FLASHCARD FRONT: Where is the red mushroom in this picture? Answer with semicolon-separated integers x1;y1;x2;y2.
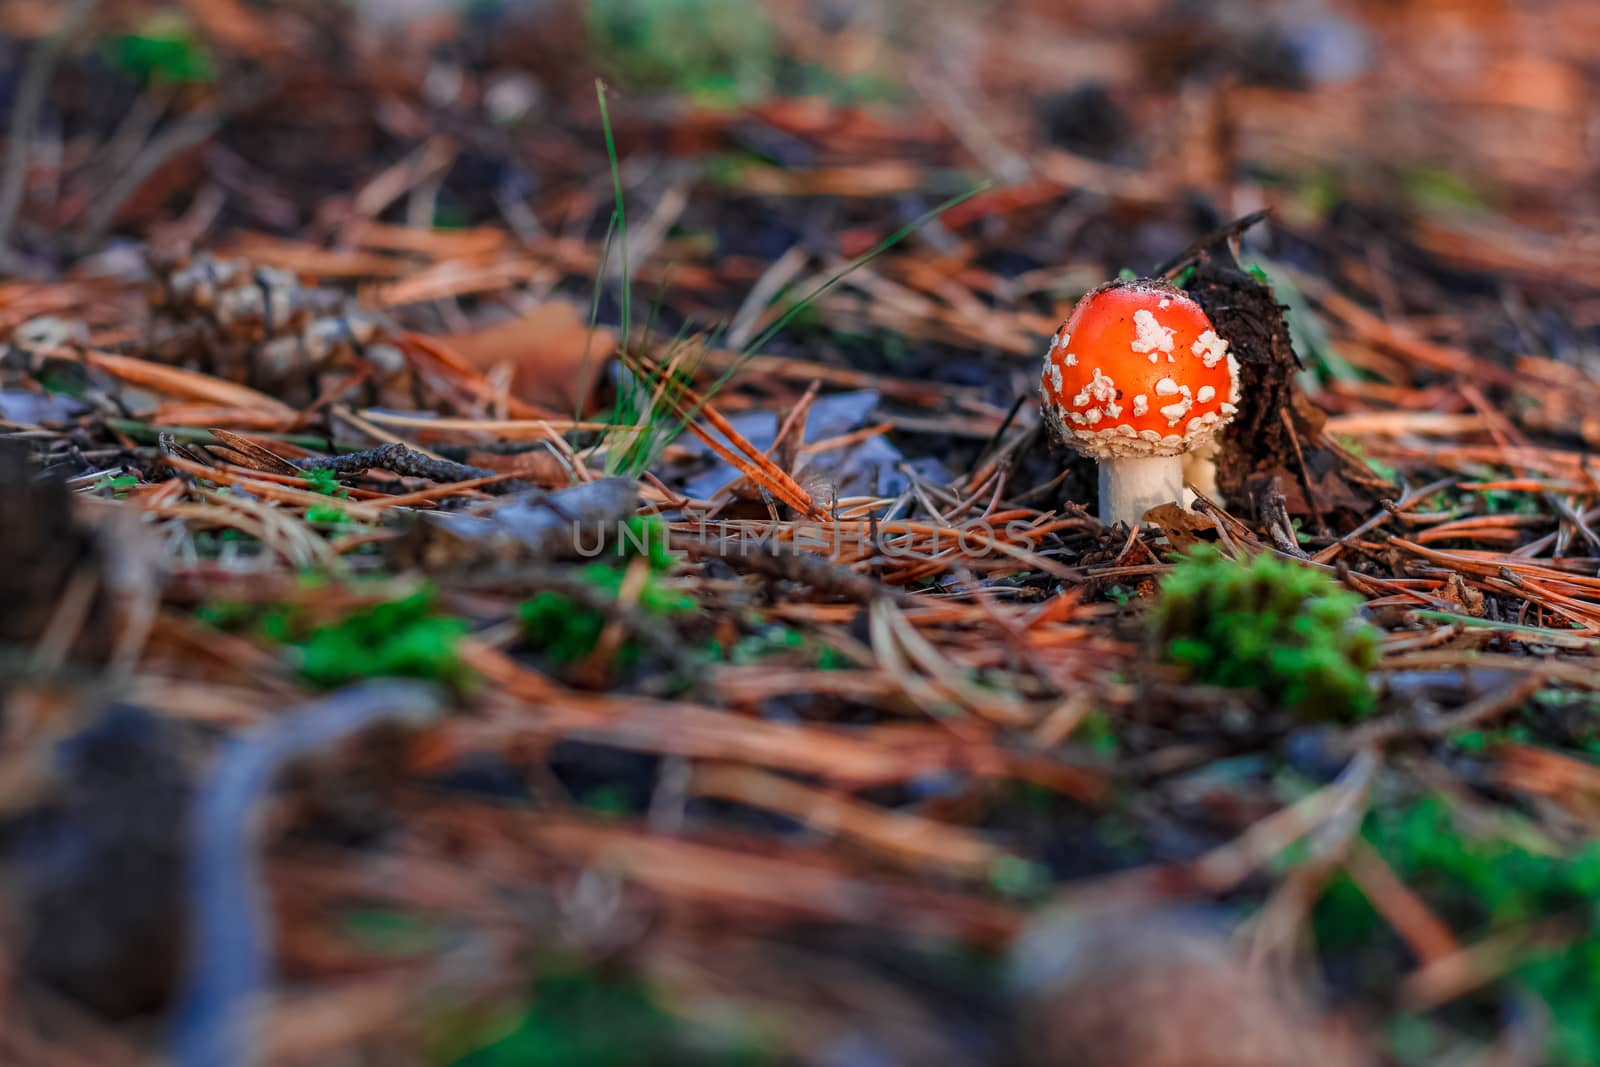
1040;279;1239;526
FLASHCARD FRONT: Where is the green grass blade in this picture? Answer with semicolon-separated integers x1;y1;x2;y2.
575;207;621;428
596;79;631;348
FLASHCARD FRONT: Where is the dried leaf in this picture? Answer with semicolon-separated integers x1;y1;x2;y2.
445;301;613;413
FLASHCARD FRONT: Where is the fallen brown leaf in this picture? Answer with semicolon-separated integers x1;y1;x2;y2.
445;300;613;412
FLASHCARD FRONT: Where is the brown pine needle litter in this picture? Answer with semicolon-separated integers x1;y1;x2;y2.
3;2;1600;1065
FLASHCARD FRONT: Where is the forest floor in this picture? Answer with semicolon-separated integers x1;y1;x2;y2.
2;1;1599;1065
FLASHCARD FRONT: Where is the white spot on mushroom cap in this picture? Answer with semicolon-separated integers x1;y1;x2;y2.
1048;364;1063;393
1196;385;1216;403
1131;309;1176;364
1063;352;1077;366
1071;367;1117;408
1132;394;1148;416
1192;330;1228;368
1157;381;1195;426
1154;377;1180;396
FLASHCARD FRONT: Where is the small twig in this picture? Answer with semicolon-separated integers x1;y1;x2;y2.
296;443;526;495
770;379;819;478
1155;208;1271;278
1347;673;1548;749
1280;406;1329;537
1401;914;1583;1010
1342;839;1460;965
967;393;1029;480
1188;748;1378;894
1256;476;1307;557
171;682;445;1067
1543;491;1600;555
1512;501;1600;558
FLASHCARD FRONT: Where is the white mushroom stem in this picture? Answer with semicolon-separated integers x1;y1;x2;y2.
1098;454;1184;526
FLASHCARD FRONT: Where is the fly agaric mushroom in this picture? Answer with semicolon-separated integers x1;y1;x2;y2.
1040;279;1239;525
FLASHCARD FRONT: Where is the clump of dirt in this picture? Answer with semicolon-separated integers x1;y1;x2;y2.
1174;217;1390;521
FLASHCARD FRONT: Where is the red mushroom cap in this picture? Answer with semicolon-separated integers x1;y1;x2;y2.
1040;279;1239;459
